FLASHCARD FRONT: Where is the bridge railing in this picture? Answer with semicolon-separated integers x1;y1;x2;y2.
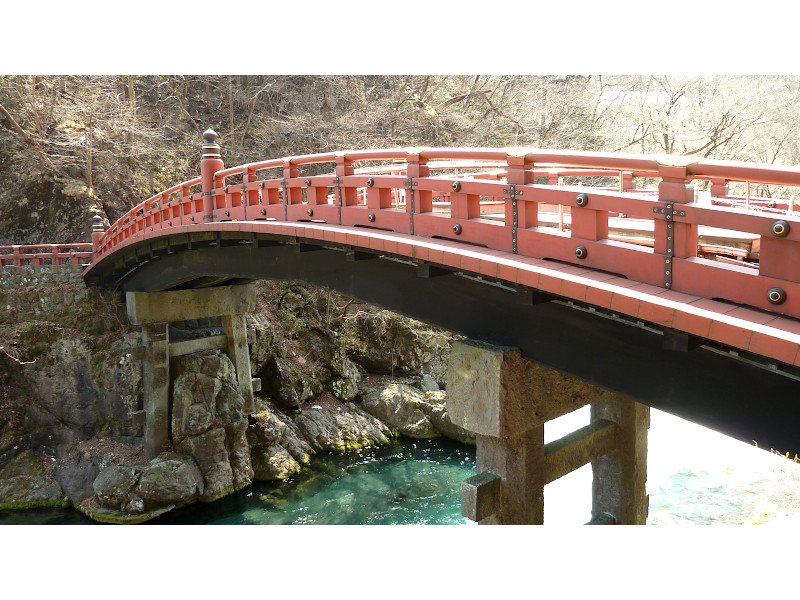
93;144;800;320
1;244;93;267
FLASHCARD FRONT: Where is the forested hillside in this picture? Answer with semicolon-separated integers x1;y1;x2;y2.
2;75;799;244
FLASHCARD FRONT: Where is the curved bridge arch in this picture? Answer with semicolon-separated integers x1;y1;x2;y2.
84;145;800;453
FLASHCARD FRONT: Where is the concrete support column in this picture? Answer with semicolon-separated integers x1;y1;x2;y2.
141;322;170;459
221;313;254;413
591;396;650;525
449;338;650;525
475;427;545;524
128;283;258;459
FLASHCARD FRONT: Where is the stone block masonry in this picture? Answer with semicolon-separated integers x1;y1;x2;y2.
448;339;649;525
0;264;86;323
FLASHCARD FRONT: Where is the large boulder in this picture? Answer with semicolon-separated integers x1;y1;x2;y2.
53;450;105;504
250;444;303;481
177;428;235;502
92;464;144;510
135;456;204;508
358;382;474;444
248;400;315;481
247;396;394;481
259;355;315;408
293;399;394;452
87;453;204;521
171;351;253;499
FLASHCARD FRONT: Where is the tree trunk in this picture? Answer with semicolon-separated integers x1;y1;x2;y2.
127;76;136;112
86;115;93;191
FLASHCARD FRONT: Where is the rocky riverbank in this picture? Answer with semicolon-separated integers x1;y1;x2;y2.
0;277;469;523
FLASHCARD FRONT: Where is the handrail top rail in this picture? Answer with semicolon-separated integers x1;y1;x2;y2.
105;146;800;248
209;147;800;187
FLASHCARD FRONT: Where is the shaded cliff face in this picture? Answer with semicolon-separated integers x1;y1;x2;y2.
0;173;106;245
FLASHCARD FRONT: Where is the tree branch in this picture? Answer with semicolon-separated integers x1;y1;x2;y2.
0;100;61;175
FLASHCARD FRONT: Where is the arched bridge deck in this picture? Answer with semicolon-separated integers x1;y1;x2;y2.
81;143;800;454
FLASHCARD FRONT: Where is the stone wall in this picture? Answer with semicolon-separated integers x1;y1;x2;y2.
0;264;86;323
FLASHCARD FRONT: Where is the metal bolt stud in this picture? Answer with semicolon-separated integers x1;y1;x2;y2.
305;178;312;186
768;287;787;304
771;220;790;237
261;208;266;215
576;193;589;207
452;181;462;192
575;245;588;259
368;213;376;222
367;177;375;187
307;208;314;216
453;223;463;235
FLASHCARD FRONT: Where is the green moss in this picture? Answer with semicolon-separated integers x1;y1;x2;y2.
78;503;175;525
0;499;70;510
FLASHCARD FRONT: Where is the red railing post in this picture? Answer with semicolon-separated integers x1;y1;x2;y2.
13;246;22;267
282;159;301;220
244;167;259;219
506;151;537;229
710;177;728;198
621;172;635;192
656;161;698;290
335;152;356;209
180;183;192;225
201;128;224;223
406;149;432;215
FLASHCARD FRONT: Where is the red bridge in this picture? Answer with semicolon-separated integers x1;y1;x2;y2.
28;130;800;461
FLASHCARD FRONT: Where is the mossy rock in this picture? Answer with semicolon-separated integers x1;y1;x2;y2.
78;503;175;524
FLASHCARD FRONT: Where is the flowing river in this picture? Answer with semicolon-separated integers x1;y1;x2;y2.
3;407;800;525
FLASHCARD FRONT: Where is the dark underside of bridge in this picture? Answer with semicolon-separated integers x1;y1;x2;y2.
87;231;800;455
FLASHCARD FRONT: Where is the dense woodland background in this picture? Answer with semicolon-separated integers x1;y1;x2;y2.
2;74;800;244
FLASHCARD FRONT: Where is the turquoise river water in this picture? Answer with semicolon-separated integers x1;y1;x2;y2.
3;407;800;525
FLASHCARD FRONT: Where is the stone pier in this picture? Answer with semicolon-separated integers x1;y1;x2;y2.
447;339;649;525
126;283;258;459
